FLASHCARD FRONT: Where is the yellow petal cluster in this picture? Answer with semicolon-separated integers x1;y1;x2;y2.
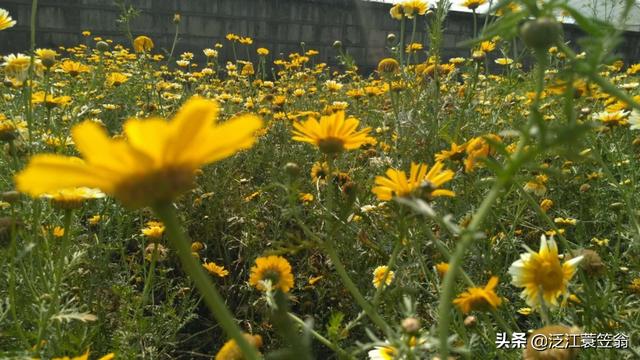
372;162;455;201
509;235;583;308
292;111;375;153
15;97;262;208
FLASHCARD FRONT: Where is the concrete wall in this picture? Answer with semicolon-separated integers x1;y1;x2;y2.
1;0;640;71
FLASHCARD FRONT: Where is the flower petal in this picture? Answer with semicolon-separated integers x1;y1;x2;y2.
15;154;113;196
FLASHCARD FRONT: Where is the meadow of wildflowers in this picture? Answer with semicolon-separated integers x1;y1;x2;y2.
1;0;639;359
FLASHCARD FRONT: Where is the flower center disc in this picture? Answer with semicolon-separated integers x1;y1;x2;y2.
318;138;345;154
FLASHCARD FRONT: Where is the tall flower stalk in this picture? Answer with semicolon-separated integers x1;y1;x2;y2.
153;203;261;360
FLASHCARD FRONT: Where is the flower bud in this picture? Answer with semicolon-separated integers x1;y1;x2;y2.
0;217;22;243
96;41;110;52
570;249;605;277
463;315;477;327
472;50;486;61
0;191;20;203
524;324;580;360
284;162;300;177
401;317;421;333
520;17;563;51
386;33;397;44
377;58;400;74
609;202;624;210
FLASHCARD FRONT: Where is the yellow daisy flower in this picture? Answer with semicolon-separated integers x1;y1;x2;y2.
368;345;397;360
509;235;583;308
105;72;130;87
0;8;16;31
401;0;428;18
494;57;514;65
15;97;262;208
52;226;65;238
372;162;455;201
463;0;487;10
310;161;330;183
203;261;230;277
133;35;154;53
377;58;400;74
435;262;449;278
35;48;58;66
464;135;500;172
42;187;105;209
453;276;502;314
2;53;32;82
59;60;90;76
52;350;115;360
141;221;165;239
595;110;629;127
292;111;375;153
372;265;395;289
249;255;294;293
215;333;262;360
389;4;405;20
435;142;466;162
479;40;496;52
31;91;72;108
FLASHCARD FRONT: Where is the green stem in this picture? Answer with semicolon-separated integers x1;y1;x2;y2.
429;232;475;287
438;46;548;357
409;17;417;64
152;203;261;360
437;150;531;357
591;141;640;245
372;215;405;305
472;9;477;39
323;242;390;333
399;18;405;66
55;209;73;285
36;208;72;350
537;291;551;325
167;22;180;66
288;312;351;358
140;239;160;307
407;229;432;287
322;159;390;333
518;186;572;250
372;240;402;305
8;218;28;346
436;181;505;357
232;42;238;63
26;0;38;147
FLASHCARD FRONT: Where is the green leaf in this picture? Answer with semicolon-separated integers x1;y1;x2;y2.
326;311;346;341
